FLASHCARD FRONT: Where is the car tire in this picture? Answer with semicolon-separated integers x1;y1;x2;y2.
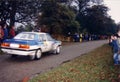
35;49;42;60
54;46;61;54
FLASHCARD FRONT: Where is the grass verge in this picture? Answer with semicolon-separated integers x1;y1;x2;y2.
29;44;119;82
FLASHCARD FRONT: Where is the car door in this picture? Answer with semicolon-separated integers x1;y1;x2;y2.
45;34;55;51
38;34;48;52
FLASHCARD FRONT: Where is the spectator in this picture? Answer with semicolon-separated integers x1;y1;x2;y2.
3;24;8;40
79;33;83;42
73;33;79;42
85;34;89;41
0;25;4;50
0;25;4;43
109;35;114;46
9;26;16;39
112;34;120;65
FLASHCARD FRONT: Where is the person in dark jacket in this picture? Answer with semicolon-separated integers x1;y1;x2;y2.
0;25;4;49
112;34;120;65
0;25;4;42
9;26;15;39
3;24;8;40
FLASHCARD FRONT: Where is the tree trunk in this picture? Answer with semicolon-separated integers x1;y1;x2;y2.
10;1;16;28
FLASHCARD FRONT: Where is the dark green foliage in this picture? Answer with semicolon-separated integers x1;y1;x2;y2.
38;0;80;35
0;0;117;35
85;5;117;35
117;23;120;31
24;23;34;32
76;0;117;35
0;0;42;26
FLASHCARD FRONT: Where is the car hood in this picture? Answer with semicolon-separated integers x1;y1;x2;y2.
3;39;37;45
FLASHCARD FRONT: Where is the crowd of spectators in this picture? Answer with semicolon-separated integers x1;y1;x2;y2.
71;33;108;42
0;22;16;44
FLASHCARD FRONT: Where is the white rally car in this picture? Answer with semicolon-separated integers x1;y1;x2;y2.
1;32;62;60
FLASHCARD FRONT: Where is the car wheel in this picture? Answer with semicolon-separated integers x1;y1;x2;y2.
54;46;61;54
29;55;35;60
35;49;42;60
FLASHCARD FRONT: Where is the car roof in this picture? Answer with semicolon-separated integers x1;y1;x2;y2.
20;32;47;35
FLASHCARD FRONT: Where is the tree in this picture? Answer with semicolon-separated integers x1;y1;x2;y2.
76;0;117;35
0;0;42;27
83;5;117;35
16;25;25;34
38;0;80;36
76;0;103;31
24;23;34;32
116;23;120;32
84;5;108;34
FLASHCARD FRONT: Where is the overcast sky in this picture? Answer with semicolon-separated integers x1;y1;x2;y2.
104;0;120;23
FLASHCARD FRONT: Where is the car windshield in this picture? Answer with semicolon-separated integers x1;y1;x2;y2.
14;33;35;40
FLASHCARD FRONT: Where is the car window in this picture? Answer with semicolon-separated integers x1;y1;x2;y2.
38;34;46;41
46;34;54;41
14;33;35;40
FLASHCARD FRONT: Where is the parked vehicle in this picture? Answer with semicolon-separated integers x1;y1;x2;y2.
1;32;62;60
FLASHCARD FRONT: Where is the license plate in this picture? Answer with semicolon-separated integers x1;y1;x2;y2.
10;43;19;48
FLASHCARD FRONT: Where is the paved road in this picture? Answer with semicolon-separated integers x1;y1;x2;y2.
0;40;107;82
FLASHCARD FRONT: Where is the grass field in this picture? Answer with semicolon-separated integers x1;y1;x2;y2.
29;44;119;82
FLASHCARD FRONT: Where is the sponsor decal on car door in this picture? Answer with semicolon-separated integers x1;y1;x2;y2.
38;34;48;52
